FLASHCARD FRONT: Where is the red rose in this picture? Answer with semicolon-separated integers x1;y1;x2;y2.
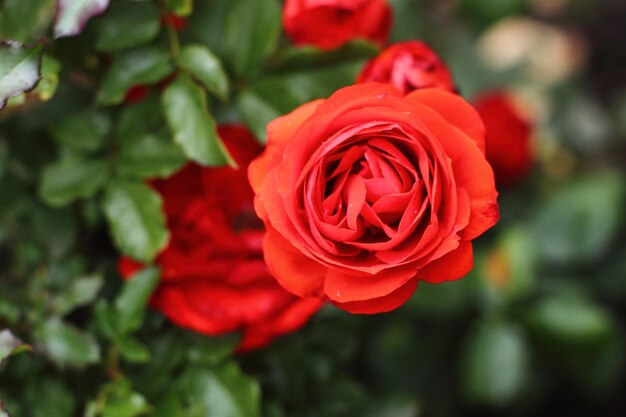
119;125;322;351
474;91;533;185
357;41;456;94
249;83;499;314
283;0;392;50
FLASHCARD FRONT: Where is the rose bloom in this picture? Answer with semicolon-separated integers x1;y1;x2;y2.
119;125;323;351
283;0;392;50
357;41;456;94
474;91;533;185
249;83;499;314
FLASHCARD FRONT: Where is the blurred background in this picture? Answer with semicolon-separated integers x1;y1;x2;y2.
1;0;625;416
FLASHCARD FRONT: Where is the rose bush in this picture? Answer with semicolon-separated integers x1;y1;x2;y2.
120;125;322;350
2;0;622;415
282;0;392;50
357;41;456;94
474;91;533;185
249;83;499;314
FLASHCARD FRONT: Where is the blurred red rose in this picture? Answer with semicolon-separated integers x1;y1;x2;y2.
357;41;456;94
283;0;392;50
249;84;499;314
119;125;323;351
474;91;533;185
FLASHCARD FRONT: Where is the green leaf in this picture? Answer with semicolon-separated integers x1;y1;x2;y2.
182;362;260;417
114;267;160;334
186;332;240;366
166;0;193;16
533;172;625;264
0;43;41;110
151;393;184;417
98;47;174;105
34;54;61;101
39;157;109;207
272;40;378;72
90;379;151;417
35;317;100;367
236;81;301;142
26;378;76;417
177;44;230;101
52;273;103;316
187;0;230;58
54;0;111;38
118;337;151;363
94;301;117;340
117;132;187;179
51;109;111;153
95;1;160;51
161;74;233;166
115;95;164;139
461;0;525;25
527;293;614;345
461;320;528;405
0;329;32;363
115;99;186;178
236;61;363;141
279;60;365;101
224;0;281;79
29;205;78;259
0;0;56;44
102;180;169;262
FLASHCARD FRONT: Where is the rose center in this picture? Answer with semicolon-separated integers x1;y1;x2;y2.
314;136;430;247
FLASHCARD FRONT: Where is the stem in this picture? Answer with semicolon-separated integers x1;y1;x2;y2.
158;0;181;59
106;344;122;380
165;20;181;58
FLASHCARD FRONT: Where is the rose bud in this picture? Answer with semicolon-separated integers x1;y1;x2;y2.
283;0;392;50
474;91;533;186
122;72;178;105
357;41;456;94
119;125;323;351
160;13;188;31
249;83;499;314
123;85;150;104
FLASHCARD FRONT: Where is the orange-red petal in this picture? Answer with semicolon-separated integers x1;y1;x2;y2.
263;227;327;298
407;88;486;153
417;240;474;284
334;279;418;314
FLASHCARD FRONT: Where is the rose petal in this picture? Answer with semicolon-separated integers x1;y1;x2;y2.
343;174;366;230
407;88;486;152
324;263;418;303
248;99;323;195
238;297;323;351
333;279;418;314
404;99;499;239
152;285;240;334
263;228;327;297
417;239;474;284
